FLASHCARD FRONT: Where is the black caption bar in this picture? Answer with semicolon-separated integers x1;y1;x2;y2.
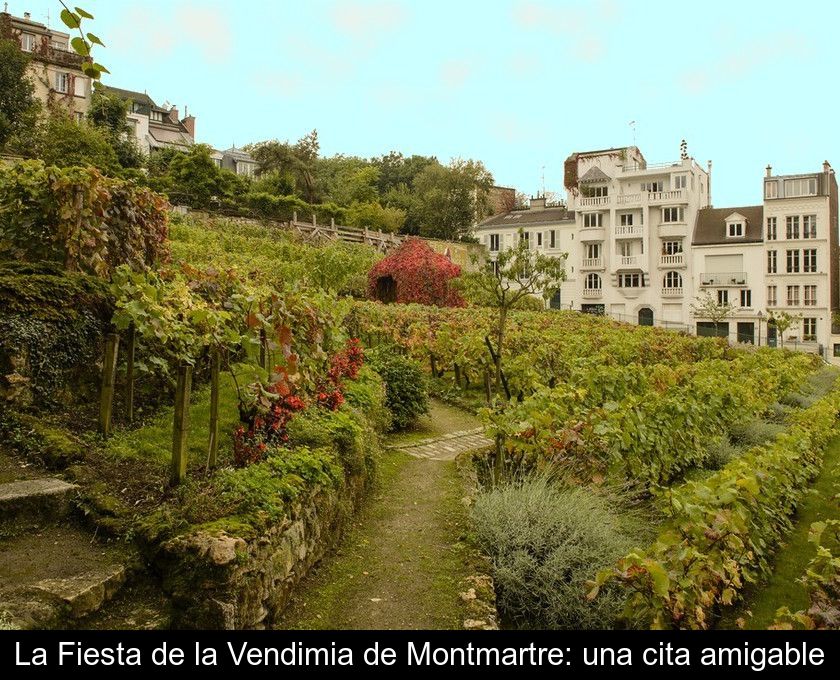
3;630;836;675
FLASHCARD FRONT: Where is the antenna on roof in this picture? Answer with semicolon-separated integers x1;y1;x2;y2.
541;165;546;198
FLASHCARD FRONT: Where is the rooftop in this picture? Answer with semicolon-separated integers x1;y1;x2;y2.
693;205;764;246
477;206;575;228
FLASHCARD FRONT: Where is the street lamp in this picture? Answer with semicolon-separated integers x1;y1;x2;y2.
757;310;764;346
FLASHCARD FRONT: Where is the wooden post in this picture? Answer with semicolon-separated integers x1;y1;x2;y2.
454;363;462;388
171;364;193;486
207;349;220;470
430;354;437;378
99;333;119;437
125;324;136;423
483;368;492;403
259;329;267;370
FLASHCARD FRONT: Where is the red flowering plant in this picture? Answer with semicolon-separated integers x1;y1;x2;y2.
316;338;364;411
367;238;465;307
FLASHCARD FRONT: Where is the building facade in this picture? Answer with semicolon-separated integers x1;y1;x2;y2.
475;145;840;360
1;11;92;120
102;86;196;155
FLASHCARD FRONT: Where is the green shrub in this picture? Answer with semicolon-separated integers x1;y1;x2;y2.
729;420;785;447
513;295;546;311
286;405;373;475
703;437;739;470
472;477;637;629
366;345;429;430
764;401;791;424
343;365;391;433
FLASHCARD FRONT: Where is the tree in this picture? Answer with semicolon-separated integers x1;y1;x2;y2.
767;310;800;347
372;151;438;196
690;292;734;339
87;87;144;169
34;112;119;173
345;200;406;233
411;158;493;241
458;228;566;395
161;144;246;209
248;130;320;203
0;39;39;152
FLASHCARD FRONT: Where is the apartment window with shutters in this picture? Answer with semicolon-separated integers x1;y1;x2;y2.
766;217;777;240
549;230;556;248
803;317;817;342
54;72;70;94
717;290;729;305
786;216;800;239
740;289;752;308
803;249;817;273
786;249;800;273
583;213;603;228
662;207;684;223
21;33;36;51
787;285;800;306
489;234;500;252
804;285;817;307
767;285;777;306
767;250;777;274
803;215;817;238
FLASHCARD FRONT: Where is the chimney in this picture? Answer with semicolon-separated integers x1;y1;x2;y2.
182;115;196;140
823;160;831;173
529;196;546;211
168;107;179;124
23;12;31;19
706;160;712;208
766;164;772;178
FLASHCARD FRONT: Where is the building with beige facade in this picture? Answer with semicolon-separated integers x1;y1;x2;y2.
1;10;92;120
475;145;840;361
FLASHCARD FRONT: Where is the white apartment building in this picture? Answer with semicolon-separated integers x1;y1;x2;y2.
475;145;840;361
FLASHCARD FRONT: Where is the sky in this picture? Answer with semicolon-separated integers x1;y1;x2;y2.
9;0;838;206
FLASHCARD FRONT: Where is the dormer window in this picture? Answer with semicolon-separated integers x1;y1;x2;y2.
151;111;163;122
728;222;744;237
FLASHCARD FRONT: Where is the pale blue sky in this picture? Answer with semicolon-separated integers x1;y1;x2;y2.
8;0;838;206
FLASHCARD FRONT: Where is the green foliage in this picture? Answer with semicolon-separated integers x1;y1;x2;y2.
729;419;785;447
703;437;739;471
150;144;246;210
0;39;39;152
34;113;120;174
691;291;734;328
87;87;144;170
0;160;169;276
472;477;638;629
58;3;108;80
342;365;391;434
344;200;406;233
366;345;429;430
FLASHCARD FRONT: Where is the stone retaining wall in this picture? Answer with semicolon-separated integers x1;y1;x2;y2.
154;474;367;630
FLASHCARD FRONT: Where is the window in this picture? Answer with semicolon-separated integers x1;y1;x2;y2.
54;72;70;94
767;250;777;274
21;33;36;52
728;222;744;237
663;271;682;289
585;273;602;290
74;76;87;98
804;285;817;307
834;344;840;358
786;216;800;239
803;249;817;273
765;181;778;199
618;273;642;288
787;285;800;306
585;243;601;259
767;285;777;306
662;240;683;255
583;213;603;228
717;290;729;305
803;318;817;342
662;207;684;223
740;289;752;308
674;175;687;189
151;111;163;122
786;249;800;273
642;181;663;192
520;231;530;246
803;215;817;238
489;234;500;252
537;232;543;247
619;213;634;226
591;185;608;197
491;260;500;276
766;217;777;240
619;241;633;257
784;177;818;197
549;230;556;248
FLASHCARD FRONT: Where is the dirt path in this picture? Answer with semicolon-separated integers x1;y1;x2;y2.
277;400;486;630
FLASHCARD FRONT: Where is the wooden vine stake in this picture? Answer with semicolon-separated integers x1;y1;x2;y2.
125;324;136;423
99;333;120;437
171;364;193;486
207;349;220;470
483;368;492;403
259;329;267;371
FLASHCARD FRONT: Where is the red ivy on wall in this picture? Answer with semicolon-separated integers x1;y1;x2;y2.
367;238;465;307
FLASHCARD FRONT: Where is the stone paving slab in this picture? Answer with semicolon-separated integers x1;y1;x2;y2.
390;429;493;462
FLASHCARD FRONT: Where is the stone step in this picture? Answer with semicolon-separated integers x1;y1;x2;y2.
0;478;78;524
30;564;127;620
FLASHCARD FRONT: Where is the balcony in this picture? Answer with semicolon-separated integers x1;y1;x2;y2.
659;253;685;268
580;227;605;242
662;287;684;297
582;288;602;298
618;255;638;267
700;272;748;287
579;195;610;208
616;193;641;205
581;257;604;270
648;189;687;205
615;225;644;238
658;222;688;238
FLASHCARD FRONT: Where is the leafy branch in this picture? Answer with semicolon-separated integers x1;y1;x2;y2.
57;2;108;80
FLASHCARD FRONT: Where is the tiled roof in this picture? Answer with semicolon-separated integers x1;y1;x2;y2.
477;207;575;228
579;166;610;183
693;205;764;245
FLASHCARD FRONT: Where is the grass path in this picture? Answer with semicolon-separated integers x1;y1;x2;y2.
277;400;484;630
719;435;840;629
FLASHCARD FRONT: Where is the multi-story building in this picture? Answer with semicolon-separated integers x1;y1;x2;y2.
1;10;92;120
102;86;196;155
475;145;840;360
220;146;259;177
